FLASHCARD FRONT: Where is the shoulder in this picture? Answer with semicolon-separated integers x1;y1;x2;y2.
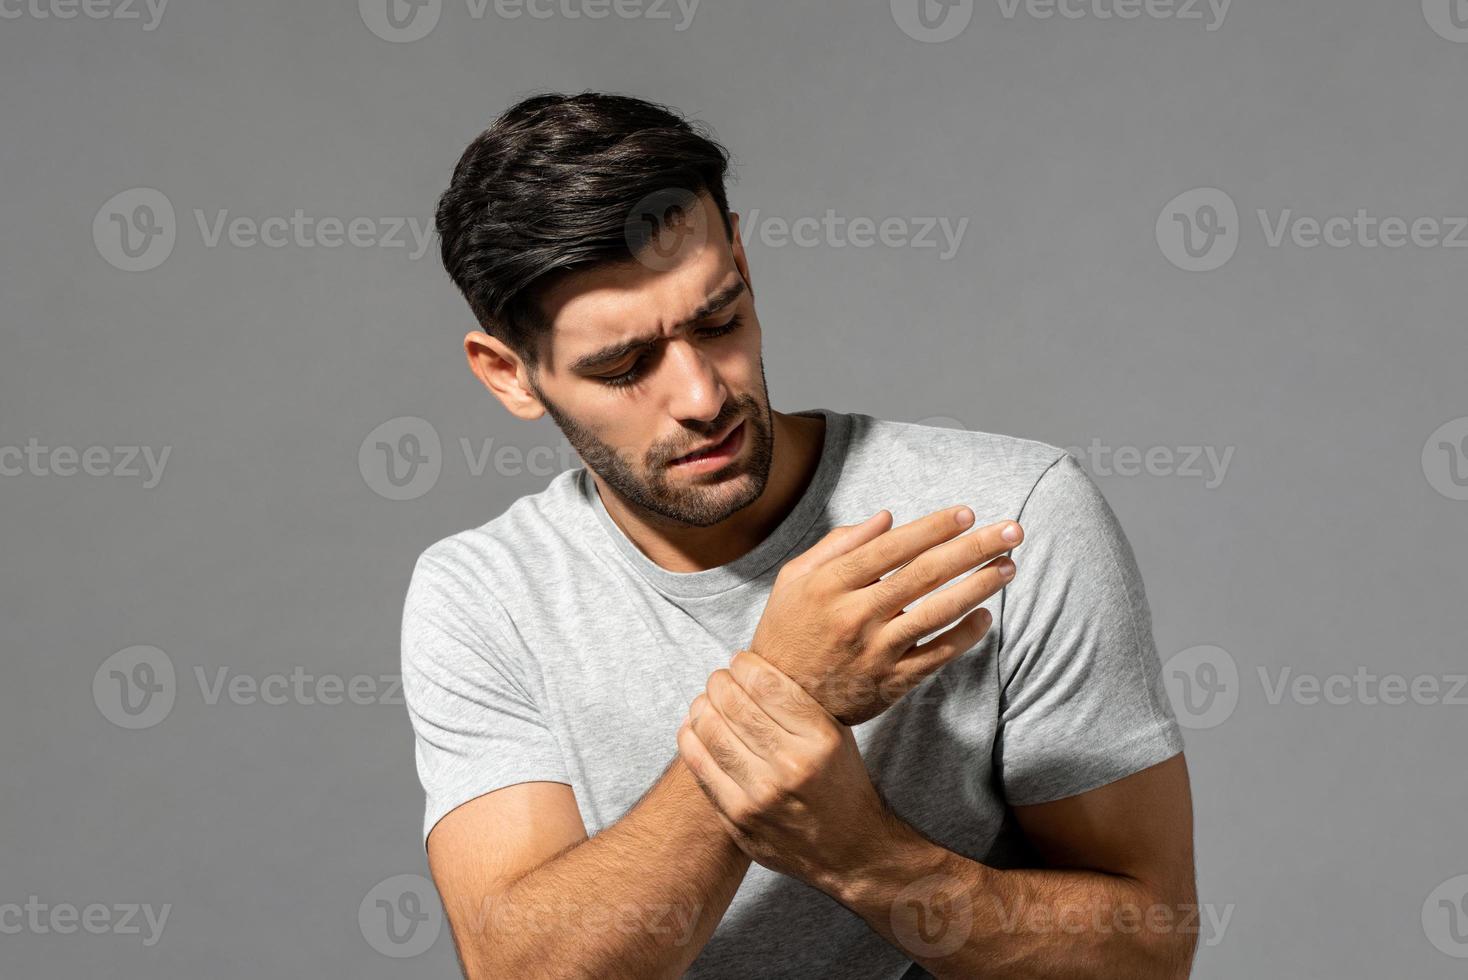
839;412;1073;519
405;467;589;614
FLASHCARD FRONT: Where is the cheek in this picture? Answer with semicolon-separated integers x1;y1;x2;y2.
721;322;763;384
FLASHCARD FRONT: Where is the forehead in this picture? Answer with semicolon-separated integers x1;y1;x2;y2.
534;199;738;370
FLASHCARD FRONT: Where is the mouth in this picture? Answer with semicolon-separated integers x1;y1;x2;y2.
668;419;746;472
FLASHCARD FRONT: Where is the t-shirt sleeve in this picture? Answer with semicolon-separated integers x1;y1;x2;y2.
401;549;570;844
994;453;1184;806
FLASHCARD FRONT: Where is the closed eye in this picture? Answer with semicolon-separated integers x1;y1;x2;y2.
596;314;744;389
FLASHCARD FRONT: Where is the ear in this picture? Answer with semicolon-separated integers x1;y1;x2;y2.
729;211;754;294
464;331;546;421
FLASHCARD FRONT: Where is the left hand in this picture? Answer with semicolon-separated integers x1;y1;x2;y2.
676;650;893;890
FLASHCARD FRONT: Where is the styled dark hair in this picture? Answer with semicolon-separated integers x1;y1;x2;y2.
435;91;734;364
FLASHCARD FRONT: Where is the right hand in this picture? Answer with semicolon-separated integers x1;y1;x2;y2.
749;506;1022;725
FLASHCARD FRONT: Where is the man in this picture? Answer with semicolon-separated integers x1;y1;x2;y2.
404;91;1196;978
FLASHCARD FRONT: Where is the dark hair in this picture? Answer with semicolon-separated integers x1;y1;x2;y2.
435;91;734;365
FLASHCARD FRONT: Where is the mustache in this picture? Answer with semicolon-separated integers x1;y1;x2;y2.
653;399;759;467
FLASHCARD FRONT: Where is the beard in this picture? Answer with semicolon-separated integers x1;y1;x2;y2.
534;371;776;528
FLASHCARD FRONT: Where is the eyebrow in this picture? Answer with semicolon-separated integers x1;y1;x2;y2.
568;279;747;374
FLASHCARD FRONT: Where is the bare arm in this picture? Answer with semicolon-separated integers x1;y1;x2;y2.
832;755;1198;979
680;654;1198;980
426;507;1014;977
429;761;748;979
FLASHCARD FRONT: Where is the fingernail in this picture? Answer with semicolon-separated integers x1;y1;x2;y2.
956;506;975;527
999;558;1016;579
1002;522;1021;543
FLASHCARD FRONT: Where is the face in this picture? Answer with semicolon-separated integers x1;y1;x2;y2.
514;192;775;528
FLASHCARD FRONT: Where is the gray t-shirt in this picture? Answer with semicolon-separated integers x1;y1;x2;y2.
401;409;1184;978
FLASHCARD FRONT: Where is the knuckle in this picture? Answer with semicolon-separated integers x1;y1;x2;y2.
815;730;843;758
750;780;786;811
972;531;996;561
830;601;866;639
830;553;864;587
777;755;815;789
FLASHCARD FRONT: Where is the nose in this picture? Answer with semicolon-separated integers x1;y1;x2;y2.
663;339;726;426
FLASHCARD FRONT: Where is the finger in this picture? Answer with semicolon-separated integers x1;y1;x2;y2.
866;520;1023;618
881;555;1015;651
687;693;767;792
893;605;994;690
706;669;789;763
677;718;747;813
727;650;830;737
780;511;893;581
829;505;977;590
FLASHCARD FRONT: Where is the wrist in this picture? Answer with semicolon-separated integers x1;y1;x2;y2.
818;811;948;909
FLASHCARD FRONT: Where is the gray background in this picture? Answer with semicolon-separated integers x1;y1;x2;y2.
3;0;1466;975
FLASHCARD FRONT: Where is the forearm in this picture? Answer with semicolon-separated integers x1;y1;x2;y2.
463;757;750;979
821;819;1197;980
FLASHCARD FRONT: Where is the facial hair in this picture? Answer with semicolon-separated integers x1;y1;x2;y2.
534;371;775;528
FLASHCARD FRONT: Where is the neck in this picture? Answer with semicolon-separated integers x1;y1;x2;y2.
592;409;827;573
